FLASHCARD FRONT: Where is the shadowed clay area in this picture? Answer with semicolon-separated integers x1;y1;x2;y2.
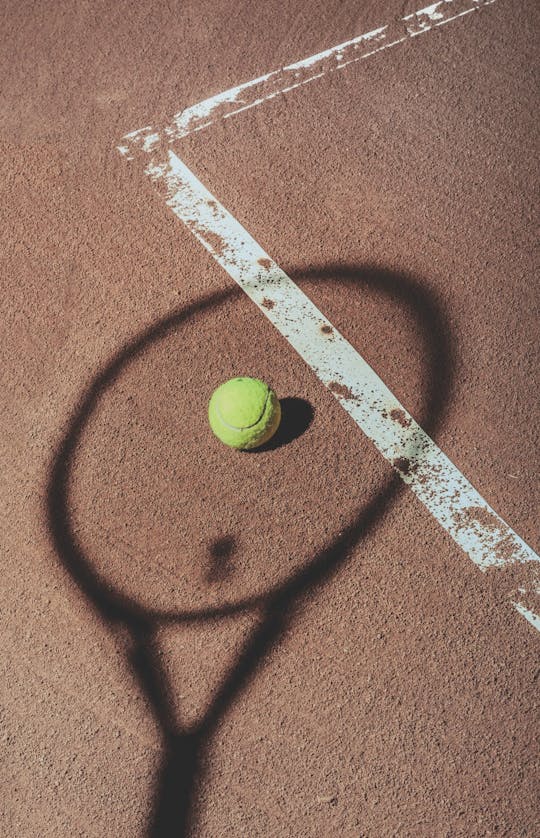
253;397;315;452
46;264;454;836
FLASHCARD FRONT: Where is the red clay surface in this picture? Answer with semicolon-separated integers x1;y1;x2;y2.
2;1;539;836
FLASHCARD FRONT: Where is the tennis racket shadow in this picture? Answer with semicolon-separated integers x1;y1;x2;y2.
46;263;454;837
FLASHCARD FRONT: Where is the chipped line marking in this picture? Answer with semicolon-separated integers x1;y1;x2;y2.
118;0;540;630
512;603;540;633
144;152;539;632
118;0;497;157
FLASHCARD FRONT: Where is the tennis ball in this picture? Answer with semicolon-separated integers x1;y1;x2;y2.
208;377;281;450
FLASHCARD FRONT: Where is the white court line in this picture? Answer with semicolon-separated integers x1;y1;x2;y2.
119;0;540;631
150;151;540;573
513;602;540;633
118;0;496;157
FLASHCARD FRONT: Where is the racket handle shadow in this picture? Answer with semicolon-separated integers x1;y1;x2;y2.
127;628;203;836
148;731;203;838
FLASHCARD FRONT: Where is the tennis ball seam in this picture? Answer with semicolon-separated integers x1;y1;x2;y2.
214;388;271;430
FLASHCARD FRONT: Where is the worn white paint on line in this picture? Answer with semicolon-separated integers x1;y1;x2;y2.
118;0;497;158
144;150;540;629
512;603;540;633
117;0;537;628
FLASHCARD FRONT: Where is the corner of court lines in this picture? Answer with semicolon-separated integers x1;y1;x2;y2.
114;0;539;634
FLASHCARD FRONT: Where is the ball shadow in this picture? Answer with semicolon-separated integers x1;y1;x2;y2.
248;396;314;452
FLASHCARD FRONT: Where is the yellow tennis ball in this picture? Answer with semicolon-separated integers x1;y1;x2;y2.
208;377;281;450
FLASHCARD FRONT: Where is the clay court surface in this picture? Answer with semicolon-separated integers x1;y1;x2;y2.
2;1;539;835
